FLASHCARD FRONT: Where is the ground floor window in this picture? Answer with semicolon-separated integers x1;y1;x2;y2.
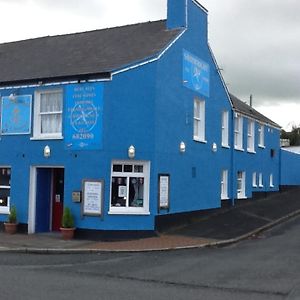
237;171;246;199
221;170;228;200
0;167;11;214
109;161;150;215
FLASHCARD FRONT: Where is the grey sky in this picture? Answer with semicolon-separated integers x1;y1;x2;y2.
0;0;299;129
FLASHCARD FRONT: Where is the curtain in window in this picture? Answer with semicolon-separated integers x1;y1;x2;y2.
40;92;62;134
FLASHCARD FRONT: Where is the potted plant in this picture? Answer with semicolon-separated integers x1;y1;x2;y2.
60;207;75;240
4;205;18;234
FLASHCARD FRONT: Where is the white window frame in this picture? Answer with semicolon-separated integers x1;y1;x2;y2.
221;111;229;147
193;99;206;143
109;160;150;215
258;173;263;187
252;172;257;187
0;167;11;214
247;120;255;153
237;171;246;199
258;123;265;148
221;170;229;200
270;174;274;188
33;89;63;140
234;113;243;150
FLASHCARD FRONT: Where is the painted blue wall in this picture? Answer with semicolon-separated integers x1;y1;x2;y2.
280;149;300;185
154;0;232;215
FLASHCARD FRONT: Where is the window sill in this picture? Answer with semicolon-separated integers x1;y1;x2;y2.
252;185;258;188
247;150;256;154
0;209;9;215
108;210;150;216
259;185;264;188
234;147;244;152
270;185;274;188
222;145;230;149
258;145;265;149
30;136;63;141
193;138;207;144
221;196;229;200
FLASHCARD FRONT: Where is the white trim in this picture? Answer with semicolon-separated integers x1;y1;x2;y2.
112;29;187;76
0;77;112;91
28;167;37;234
192;0;208;13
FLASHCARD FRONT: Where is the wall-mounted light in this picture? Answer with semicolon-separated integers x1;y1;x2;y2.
9;93;17;101
212;142;217;153
179;141;186;153
44;145;51;158
128;145;135;159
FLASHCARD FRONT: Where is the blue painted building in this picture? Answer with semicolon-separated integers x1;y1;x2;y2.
0;0;286;235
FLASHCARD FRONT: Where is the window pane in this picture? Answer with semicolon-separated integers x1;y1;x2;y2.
111;177;127;207
40;92;62;113
129;177;144;207
113;164;122;172
41;114;62;134
0;168;11;186
134;165;143;173
124;165;133;172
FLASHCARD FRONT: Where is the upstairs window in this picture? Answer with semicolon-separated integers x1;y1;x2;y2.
234;113;243;150
0;167;11;214
258;124;265;147
221;111;229;147
247;120;255;152
33;90;63;139
193;99;205;142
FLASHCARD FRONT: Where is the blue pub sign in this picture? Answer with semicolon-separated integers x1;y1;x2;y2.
1;95;32;135
64;83;104;150
183;49;210;97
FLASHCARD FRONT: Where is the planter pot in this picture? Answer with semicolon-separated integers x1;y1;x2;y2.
4;222;18;234
60;227;75;240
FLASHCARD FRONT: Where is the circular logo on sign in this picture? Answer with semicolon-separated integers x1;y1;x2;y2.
70;102;98;133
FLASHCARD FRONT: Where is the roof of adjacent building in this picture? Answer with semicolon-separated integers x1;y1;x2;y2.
0;20;181;86
230;93;281;128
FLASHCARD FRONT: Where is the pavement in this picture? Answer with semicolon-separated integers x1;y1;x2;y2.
1;187;300;253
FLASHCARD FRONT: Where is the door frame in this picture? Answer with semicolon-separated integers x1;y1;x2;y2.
28;166;64;234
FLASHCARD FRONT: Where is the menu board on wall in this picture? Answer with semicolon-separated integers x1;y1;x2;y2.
82;179;104;216
158;174;170;211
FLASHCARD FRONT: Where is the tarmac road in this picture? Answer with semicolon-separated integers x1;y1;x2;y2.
0;216;300;300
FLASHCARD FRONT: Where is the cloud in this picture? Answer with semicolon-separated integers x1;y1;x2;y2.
208;0;300;106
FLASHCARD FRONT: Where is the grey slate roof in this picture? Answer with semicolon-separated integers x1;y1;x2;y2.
230;93;281;128
0;20;181;86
